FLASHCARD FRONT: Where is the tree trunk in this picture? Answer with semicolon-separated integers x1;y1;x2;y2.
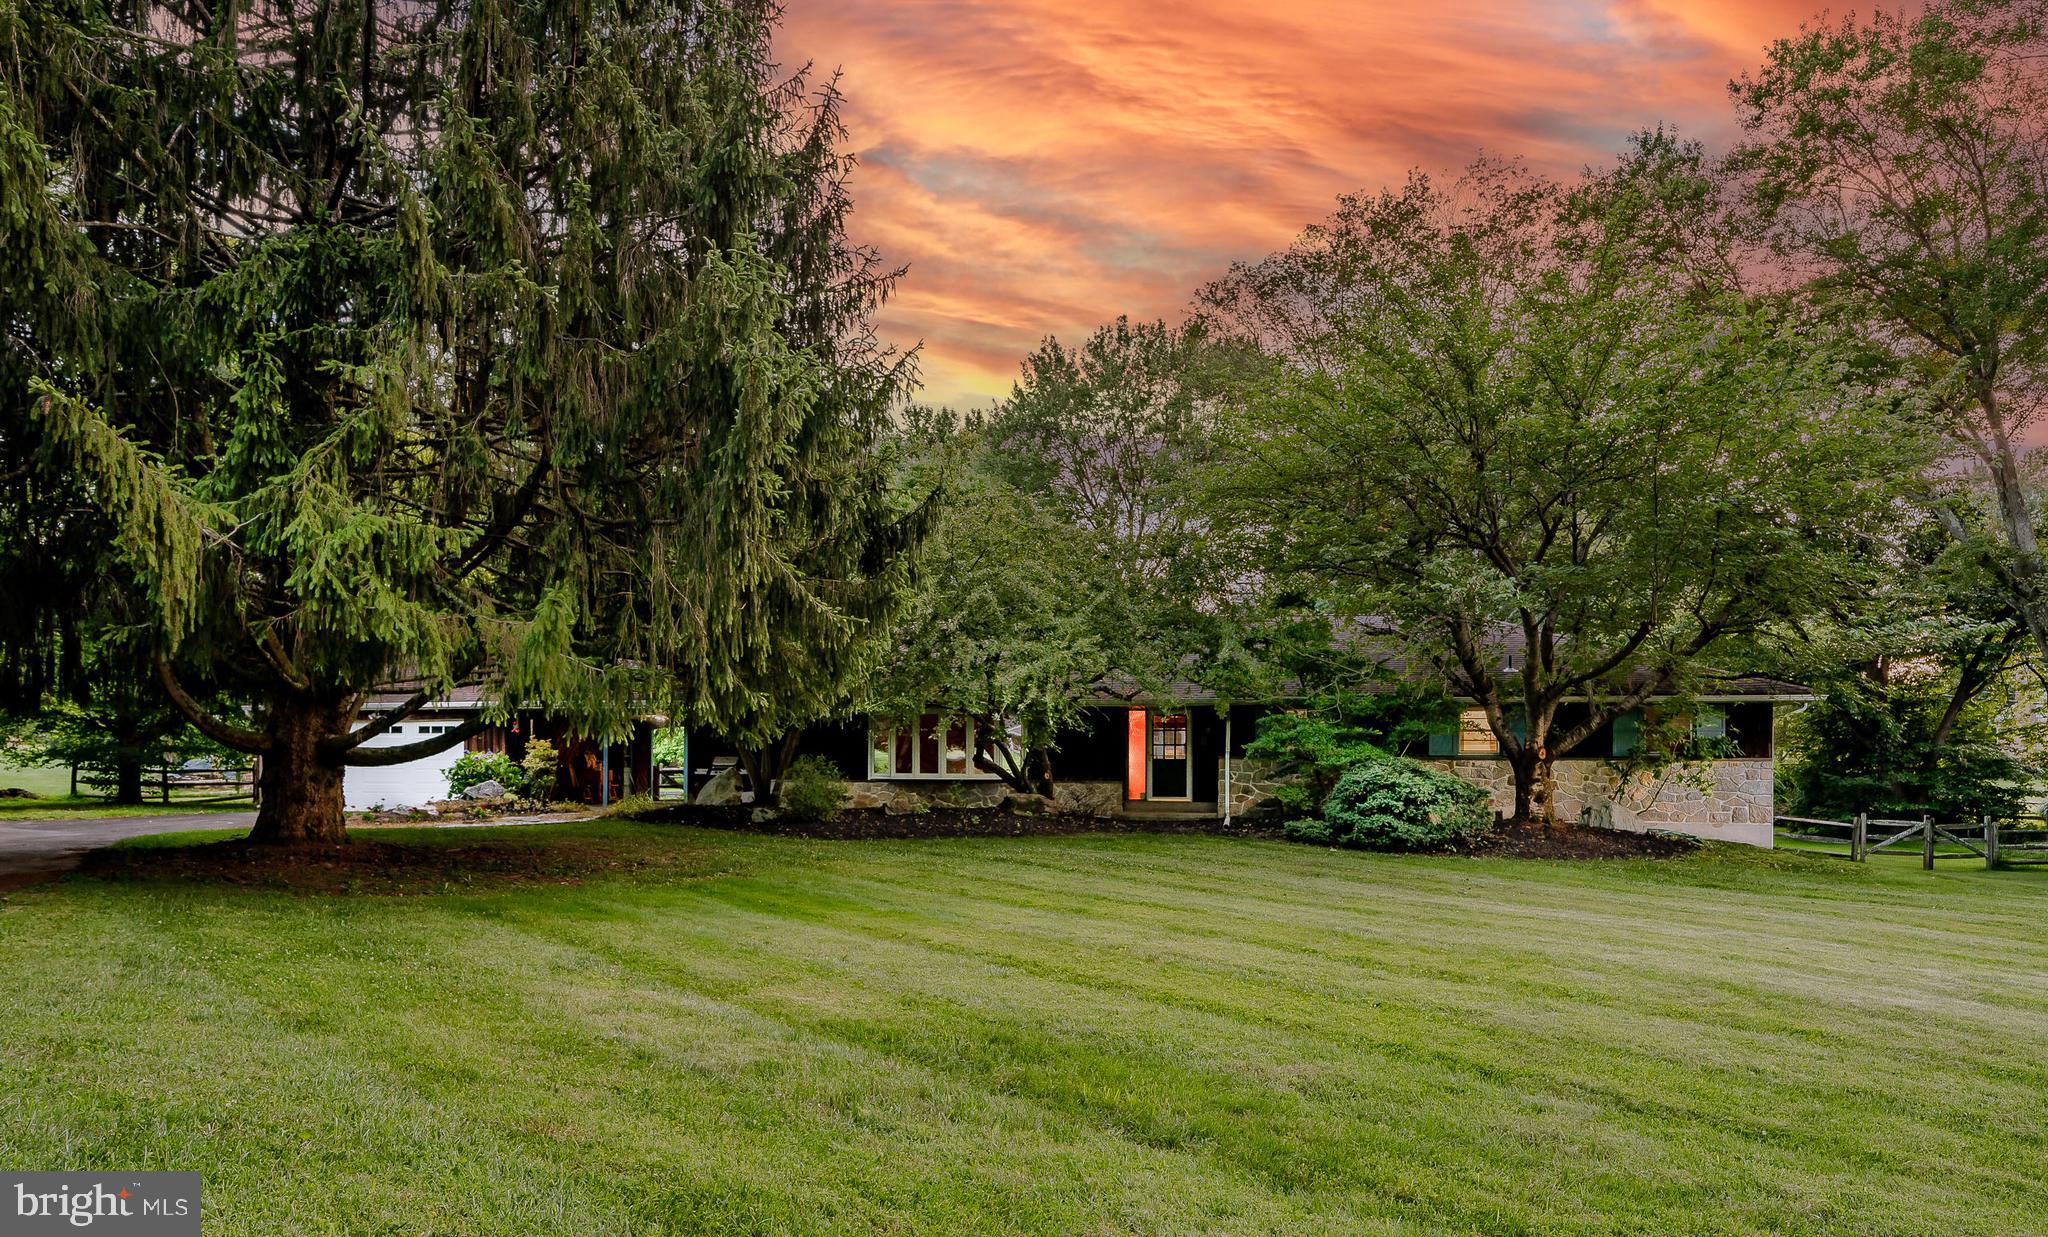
1510;749;1558;828
111;711;144;804
248;693;353;845
738;732;802;807
113;753;145;806
1025;746;1055;799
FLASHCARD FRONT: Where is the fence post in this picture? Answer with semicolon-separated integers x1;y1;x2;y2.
1922;814;1935;871
1985;816;1999;870
1852;812;1867;862
161;767;170;804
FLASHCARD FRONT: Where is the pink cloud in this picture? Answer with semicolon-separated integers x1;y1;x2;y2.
780;1;1826;407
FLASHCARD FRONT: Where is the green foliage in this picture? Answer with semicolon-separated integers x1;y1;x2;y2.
1287;758;1493;850
520;740;561;801
1781;668;2033;821
867;429;1112;794
1202;133;1921;822
1246;714;1386;816
1729;0;2048;672
1765;501;2041;821
0;1;917;840
651;729;689;769
447;753;525;800
775;755;846;823
1243;688;1456;816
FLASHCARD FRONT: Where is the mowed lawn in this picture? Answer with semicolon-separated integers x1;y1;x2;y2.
2;824;2045;1234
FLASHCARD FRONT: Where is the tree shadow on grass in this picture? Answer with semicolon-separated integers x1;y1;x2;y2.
73;834;721;896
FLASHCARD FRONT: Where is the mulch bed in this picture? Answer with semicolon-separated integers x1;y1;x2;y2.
75;836;713;896
625;802;1287;841
62;807;1694;896
1455;820;1699;860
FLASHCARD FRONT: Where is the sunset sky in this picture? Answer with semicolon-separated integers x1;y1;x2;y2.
777;0;1829;408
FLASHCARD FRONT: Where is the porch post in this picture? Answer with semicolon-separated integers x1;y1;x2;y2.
1222;710;1233;824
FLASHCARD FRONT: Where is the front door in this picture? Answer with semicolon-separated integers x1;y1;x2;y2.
1149;711;1191;800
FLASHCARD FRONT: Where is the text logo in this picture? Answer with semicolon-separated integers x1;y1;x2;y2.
4;1173;199;1235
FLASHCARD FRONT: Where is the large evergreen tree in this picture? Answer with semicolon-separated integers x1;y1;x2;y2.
0;0;913;842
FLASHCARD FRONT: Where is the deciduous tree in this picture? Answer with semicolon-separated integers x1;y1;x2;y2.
1202;138;1917;825
866;413;1110;797
1730;0;2048;666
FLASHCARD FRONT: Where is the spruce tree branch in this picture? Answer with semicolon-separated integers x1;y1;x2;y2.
329;688;431;752
342;716;489;766
154;653;270;753
255;626;310;692
452;457;549;579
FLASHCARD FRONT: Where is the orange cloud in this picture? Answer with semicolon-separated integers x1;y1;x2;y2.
779;0;1826;407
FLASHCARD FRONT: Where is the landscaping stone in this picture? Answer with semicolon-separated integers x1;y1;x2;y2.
462;779;509;800
694;767;747;806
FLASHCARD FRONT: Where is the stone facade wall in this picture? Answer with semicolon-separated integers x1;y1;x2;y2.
1436;758;1773;846
1220;758;1295;820
1217;756;1775;847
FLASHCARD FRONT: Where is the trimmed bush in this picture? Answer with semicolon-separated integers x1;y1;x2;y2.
519;739;561;800
1291;758;1492;850
447;752;526;799
1242;713;1389;817
776;755;846;822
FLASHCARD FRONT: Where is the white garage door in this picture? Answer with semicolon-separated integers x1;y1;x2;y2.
342;722;469;810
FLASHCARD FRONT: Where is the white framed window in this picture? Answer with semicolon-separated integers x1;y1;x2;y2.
869;714;999;779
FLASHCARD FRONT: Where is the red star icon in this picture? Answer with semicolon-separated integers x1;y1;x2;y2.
119;1189;130;1199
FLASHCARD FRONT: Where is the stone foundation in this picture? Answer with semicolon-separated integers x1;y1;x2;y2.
1437;758;1773;846
1218;756;1775;847
1220;758;1295;820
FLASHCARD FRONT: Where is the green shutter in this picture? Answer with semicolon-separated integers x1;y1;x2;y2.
1613;710;1641;757
1427;728;1457;757
1508;711;1528;743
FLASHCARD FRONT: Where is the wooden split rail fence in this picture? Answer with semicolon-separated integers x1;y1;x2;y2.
1775;813;2048;869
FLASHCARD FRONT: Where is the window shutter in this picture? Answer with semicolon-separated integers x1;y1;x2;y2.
1613;710;1641;757
1427;728;1457;756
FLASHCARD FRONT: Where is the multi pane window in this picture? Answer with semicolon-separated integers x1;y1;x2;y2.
870;714;993;778
1151;713;1188;760
1457;709;1495;755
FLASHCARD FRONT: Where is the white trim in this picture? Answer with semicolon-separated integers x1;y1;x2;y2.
868;714;1002;781
1222;711;1233;823
1146;709;1195;802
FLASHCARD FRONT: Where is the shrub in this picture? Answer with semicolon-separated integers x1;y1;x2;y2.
1294;757;1492;850
776;755;846;822
520;739;561;800
447;751;526;798
1242;713;1391;816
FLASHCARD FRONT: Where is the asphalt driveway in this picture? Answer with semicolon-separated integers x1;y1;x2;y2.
0;811;255;888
